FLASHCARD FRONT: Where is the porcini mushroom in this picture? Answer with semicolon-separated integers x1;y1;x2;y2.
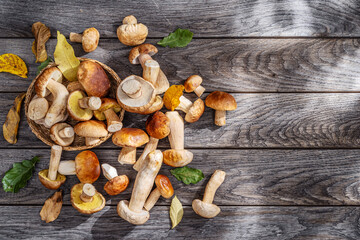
162;149;193;167
133;111;170;171
35;67;69;127
117;15;148;46
71;183;105;214
67;91;97;121
69;27;100;53
74;120;108;146
192;170;226;218
140;96;164;115
27;95;49;121
117;150;163;225
77;60;111;98
129;43;169;94
58;160;76;175
144;174;174;211
102;163;129;195
184;98;205;123
116;75;156;113
112;128;149;165
205;91;237;126
184;75;206;97
38;145;66;190
163;85;193;113
96;98;123;132
50;123;74;147
67;81;85;93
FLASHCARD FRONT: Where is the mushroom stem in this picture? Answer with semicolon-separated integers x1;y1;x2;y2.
78;96;101;110
203;170;226;204
101;163;118;180
138;54;152;68
69;33;82;43
194;85;206;97
133;137;159;171
85;137;101;146
118;147;137;165
121;79;142;99
143;60;160;86
58;160;76;175
58;127;74;138
176;96;193;113
165;111;184;150
214;110;226;126
143;188;161;211
103;108;123;132
80;183;96;203
48;145;62;181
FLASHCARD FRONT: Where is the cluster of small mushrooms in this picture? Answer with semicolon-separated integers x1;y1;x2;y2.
35;15;237;224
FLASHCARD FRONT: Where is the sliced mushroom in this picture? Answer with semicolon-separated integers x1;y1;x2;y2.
69;27;100;52
50;123;74;147
117;15;148;46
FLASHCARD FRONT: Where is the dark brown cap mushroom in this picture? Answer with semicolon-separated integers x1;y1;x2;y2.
69;27;100;52
184;75;206;97
117;15;148;46
75;150;100;184
205;91;237;126
144;174;174;211
50;123;74;147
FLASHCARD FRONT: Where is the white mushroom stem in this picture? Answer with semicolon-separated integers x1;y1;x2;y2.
118;147;137;165
214;110;226;126
58;127;74;138
143;60;160;86
165;111;184;150
58;160;76;175
28;97;49;121
101;163;118;181
175;96;193;113
203;170;226;204
48;145;62;180
103;108;123;133
69;33;83;43
143;188;161;211
85;137;101;146
133;137;159;171
78;96;101;110
80;183;96;203
121;79;142;99
194;85;206;97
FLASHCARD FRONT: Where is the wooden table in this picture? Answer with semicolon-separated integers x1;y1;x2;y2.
1;0;360;239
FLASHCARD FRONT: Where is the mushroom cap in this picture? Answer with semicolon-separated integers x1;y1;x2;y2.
67;90;93;121
139;96;164;115
104;175;129;196
116;75;156;113
129;43;158;65
75;150;100;183
192;199;221;218
205;91;237;111
184;75;203;93
155;175;174;199
117;200;150;225
112;128;149;148
117;15;148;46
27;96;49;121
74;120;108;138
185;98;205;123
38;169;66;190
71;183;105;214
50;123;75;146
82;27;100;52
163;85;185;111
163;149;193;167
35;67;63;97
77;60;111;98
145;111;170;139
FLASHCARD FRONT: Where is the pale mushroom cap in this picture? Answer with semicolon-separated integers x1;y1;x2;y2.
163;149;193;167
71;183;105;214
50;123;75;147
123;15;137;24
192;199;221;218
104;175;129;196
185;98;205;123
155;175;174;199
128;43;158;64
67;90;93;121
184;75;203;92
117;200;150;225
35;67;63;97
140;96;164;115
75;150;100;184
112;128;149;148
117;16;148;46
205;91;237;111
74;120;108;138
145;111;170;139
82;28;100;52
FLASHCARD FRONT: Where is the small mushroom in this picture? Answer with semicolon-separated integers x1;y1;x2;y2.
27;95;49;121
71;183;105;214
50;123;75;147
144;175;174;211
192;170;226;218
69;27;100;52
112;128;149;165
184;75;206;97
184;98;205;123
38;145;66;190
163;85;193;113
140;96;164;115
74;120;108;146
96;98;123;132
67;81;85;93
102;163;129;195
133;111;170;171
116;75;156;113
117;15;148;46
205;91;237;126
117;150;163;225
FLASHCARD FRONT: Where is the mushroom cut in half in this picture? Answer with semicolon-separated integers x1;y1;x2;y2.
205;91;237;126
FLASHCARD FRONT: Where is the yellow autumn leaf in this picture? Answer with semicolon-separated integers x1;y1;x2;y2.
54;31;80;81
0;54;28;78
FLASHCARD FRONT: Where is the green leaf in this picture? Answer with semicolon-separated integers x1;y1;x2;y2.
157;28;193;48
170;166;204;185
2;156;39;193
37;57;53;74
170;196;183;229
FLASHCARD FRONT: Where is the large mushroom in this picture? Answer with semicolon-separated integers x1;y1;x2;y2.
205;91;237;126
50;123;74;147
117;15;148;46
184;75;206;97
74;120;108;146
67;90;99;121
117;150;163;225
112;128;149;165
144;174;174;211
69;27;100;53
192;170;226;218
133;111;170;171
96;98;123;132
102;163;129;195
71;183;105;214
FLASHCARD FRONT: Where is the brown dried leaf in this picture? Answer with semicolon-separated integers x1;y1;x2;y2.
40;190;63;223
3;93;26;144
32;22;51;63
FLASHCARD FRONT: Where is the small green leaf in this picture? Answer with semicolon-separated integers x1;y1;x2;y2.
170;166;204;185
2;156;39;193
170;196;183;229
37;57;52;74
157;28;193;48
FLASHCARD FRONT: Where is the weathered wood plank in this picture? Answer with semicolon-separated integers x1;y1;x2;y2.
1;0;360;38
2;38;360;93
1;206;360;239
2;149;360;206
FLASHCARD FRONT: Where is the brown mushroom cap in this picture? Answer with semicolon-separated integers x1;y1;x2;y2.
155;175;174;199
104;175;129;196
71;183;105;214
184;75;203;92
82;28;100;52
185;98;205;123
74;120;108;138
163;149;193;167
77;60;111;98
38;169;66;190
129;43;158;65
50;123;75;146
139;96;164;115
67;90;93;121
75;150;100;183
145;111;170;139
205;91;237;111
112;128;149;148
35;67;63;97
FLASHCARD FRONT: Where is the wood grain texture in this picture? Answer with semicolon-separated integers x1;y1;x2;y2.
1;0;360;38
2;38;360;93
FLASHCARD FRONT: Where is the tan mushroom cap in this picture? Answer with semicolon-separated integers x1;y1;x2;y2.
192;199;221;219
145;111;170;139
185;98;205;123
104;175;129;196
205;91;237;111
112;128;149;148
140;96;164;115
117;200;149;225
38;169;66;190
82;28;100;52
71;183;105;214
129;43;158;65
50;123;75;147
75;150;100;184
155;175;174;199
184;75;203;92
117;15;148;46
35;67;63;97
74;120;108;138
67;90;93;121
163;149;193;167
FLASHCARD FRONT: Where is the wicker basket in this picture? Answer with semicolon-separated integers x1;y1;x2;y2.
25;58;125;151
